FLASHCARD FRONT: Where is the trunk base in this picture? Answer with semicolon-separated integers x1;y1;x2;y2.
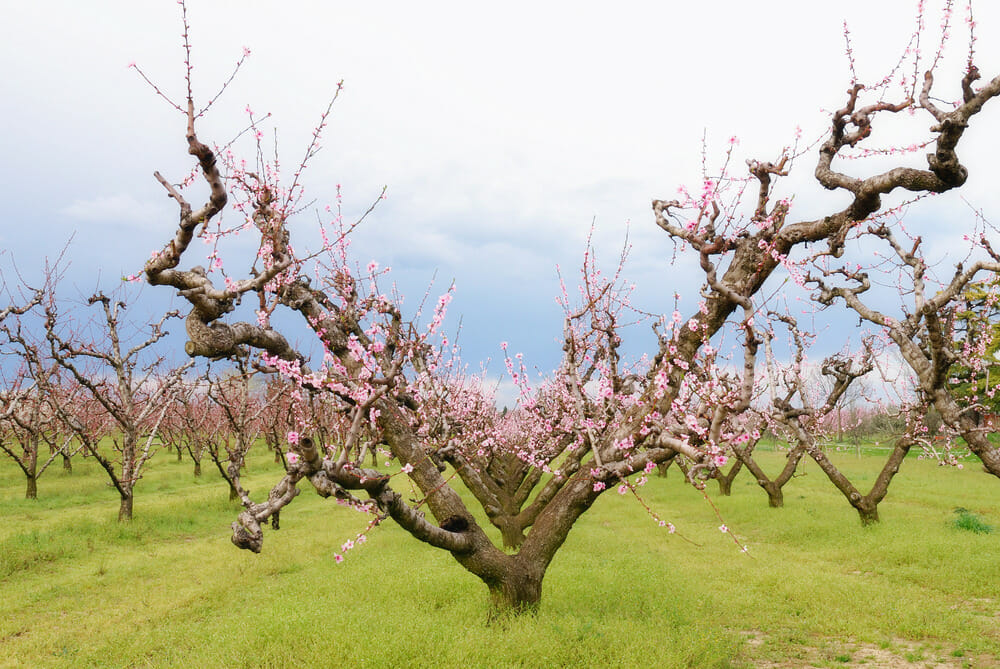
857;506;879;525
118;495;134;522
487;572;542;621
499;523;526;551
717;478;733;496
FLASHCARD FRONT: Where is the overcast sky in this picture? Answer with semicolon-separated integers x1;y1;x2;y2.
3;1;1000;391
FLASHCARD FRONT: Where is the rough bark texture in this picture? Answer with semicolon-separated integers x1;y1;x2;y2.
118;493;134;523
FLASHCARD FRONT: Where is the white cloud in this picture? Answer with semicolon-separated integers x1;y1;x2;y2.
5;0;1000;374
59;194;171;228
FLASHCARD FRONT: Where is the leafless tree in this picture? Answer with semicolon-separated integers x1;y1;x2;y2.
0;278;80;497
204;362;267;501
45;291;192;521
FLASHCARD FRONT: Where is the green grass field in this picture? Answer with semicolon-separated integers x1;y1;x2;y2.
1;445;998;668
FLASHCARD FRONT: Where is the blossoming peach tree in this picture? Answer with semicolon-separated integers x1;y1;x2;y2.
138;1;1000;614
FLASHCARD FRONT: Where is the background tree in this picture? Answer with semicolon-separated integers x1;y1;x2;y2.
45;292;192;521
949;275;1000;417
0;275;79;498
811;221;1000;475
0;373;79;500
204;362;267;501
258;377;300;465
161;379;212;477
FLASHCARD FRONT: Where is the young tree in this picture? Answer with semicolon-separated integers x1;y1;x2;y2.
258;377;300;465
204;363;267;501
138;3;1000;613
0;278;79;498
161;379;212;476
46;292;192;521
0;372;80;500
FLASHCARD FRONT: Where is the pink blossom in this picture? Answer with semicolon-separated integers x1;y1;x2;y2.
334;554;344;564
286;452;300;465
617;484;628;495
401;463;414;474
593;481;606;492
287;431;300;444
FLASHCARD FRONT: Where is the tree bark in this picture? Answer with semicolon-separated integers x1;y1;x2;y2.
857;504;879;526
499;521;526;551
487;566;543;618
717;475;733;496
930;389;1000;479
118;493;134;522
764;484;783;508
714;458;743;496
25;474;37;500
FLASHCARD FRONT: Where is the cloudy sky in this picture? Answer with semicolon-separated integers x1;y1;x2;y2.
3;1;1000;387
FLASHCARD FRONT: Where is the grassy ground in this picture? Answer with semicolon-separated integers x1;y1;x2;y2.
1;445;998;668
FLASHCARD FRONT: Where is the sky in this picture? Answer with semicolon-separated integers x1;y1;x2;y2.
3;1;1000;398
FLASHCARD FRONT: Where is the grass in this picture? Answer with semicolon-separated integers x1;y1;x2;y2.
952;507;993;534
1;446;998;667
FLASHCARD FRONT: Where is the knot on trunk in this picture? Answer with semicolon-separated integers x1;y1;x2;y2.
232;511;263;553
439;515;470;532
